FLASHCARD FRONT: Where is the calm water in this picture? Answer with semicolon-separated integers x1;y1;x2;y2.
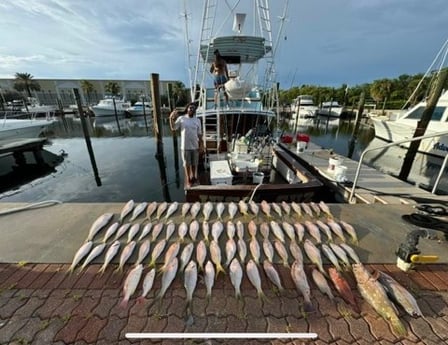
0;115;375;203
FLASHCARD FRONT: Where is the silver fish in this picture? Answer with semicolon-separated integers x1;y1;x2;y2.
157;257;178;300
130;202;148;222
238;200;249;216
116;240;136;273
228;202;238;220
202;201;214;221
304;220;321;243
248;220;257;238
165;222;176;241
156;201;168;220
80;242;106;271
181;202;191;218
329;242;351;268
274;240;289;267
229;258;243;300
138;223;152;241
281;201;291;216
300;202;313;217
315;220;333;242
260;222;270;239
179;242;194;271
178;222;188;242
262;238;274;263
119;263;143;308
339;243;361;264
127;223;140;243
340;220;359;244
87;213;114;241
260;200;271;218
98;241;120;275
135;239;151;266
225;238;237;266
145;201;158;221
291;201;302;217
236;221;244;240
196;240;207;271
311;268;334;301
160;241;180;272
137;268;156;304
189;220;199;241
184;260;198;321
309;202;321;217
211;221;224;242
249;237;261;264
151;222;164;241
289;241;303;263
294;222;305;242
270;220;285;243
114;223;131;241
120;200;135;223
321;243;343;271
226;221;236;239
248;200;259;216
164;201;179;220
291;260;314;312
263;260;283;291
216;202;225;220
102;221;119;243
204;260;215;301
190;201;201;218
210;240;225;277
68;241;93;274
326;218;346;242
237;238;247;262
202;221;210;243
271;202;282;217
246;259;266;300
319;201;333;217
303;239;325;275
148;239;167;267
281;221;296;241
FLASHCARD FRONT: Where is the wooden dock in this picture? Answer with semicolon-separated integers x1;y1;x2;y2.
0;138;49;166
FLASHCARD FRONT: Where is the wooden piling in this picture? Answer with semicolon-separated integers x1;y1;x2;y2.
347;91;365;158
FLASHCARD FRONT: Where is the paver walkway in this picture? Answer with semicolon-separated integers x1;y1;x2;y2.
1;263;447;345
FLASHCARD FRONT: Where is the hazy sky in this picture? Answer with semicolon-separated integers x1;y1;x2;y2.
0;0;447;89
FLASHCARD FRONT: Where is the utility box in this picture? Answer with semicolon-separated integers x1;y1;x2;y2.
210;160;233;185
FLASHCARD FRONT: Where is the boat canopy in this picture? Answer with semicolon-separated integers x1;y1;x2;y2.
200;36;272;63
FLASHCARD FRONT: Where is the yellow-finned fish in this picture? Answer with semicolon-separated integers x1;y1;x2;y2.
119;264;143;308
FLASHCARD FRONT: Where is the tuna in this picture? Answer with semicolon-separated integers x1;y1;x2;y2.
120;264;143;308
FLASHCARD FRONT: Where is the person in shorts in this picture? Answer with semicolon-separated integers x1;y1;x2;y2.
210;49;229;108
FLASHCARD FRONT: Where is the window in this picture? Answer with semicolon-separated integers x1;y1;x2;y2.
406;106;446;121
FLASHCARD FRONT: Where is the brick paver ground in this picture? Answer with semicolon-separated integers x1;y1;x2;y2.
0;263;447;345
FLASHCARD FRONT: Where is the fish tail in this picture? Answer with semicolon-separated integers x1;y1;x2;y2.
66;266;75;275
350;237;359;245
215;264;226;278
258;290;268;303
391;317;407;336
136;296;145;305
97;266;105;275
303;299;315;313
114;265;123;275
119;297;129;309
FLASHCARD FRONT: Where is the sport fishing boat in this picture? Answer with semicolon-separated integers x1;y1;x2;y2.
182;0;325;202
371;89;448;160
126;101;153;117
317;101;346;118
90;96;131;117
0;112;55;140
289;95;318;128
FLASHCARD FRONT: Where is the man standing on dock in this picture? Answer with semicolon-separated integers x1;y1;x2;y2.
169;103;204;188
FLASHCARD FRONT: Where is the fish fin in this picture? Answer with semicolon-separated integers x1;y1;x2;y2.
119;297;129;309
136;296;145;305
258;290;268;304
66;266;75;275
215;264;226;278
303;300;315;313
390;317;407;336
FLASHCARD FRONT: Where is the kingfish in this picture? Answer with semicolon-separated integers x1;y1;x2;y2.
270;220;285;243
339;243;361;264
148;239;167;267
202;201;214;221
189;220;199;241
315;220;333;242
291;260;314;312
68;241;93;274
303;239;325;275
271;202;282;217
340;220;359;244
228;202;238;220
291;201;302;218
119;263;143;308
127;223;140;243
226;221;236;239
202;221;210;243
377;270;422;317
135;239;150;266
238;200;249;216
137;268;156;304
263;260;283;291
146;201;158;221
274;240;289;267
178;222;188;242
179;242;194;271
204;260;215;301
164;201;179;220
262;238;274;263
321;243;343;272
249;237;261;264
309;202;321;217
160;241;180;272
210;240;225;277
289;241;303;263
130;202;148;222
248;200;259;216
80;243;106;271
138;223;152;241
300;202;313;217
281;221;296;241
281;201;291;216
86;213;114;242
98;241;120;275
311;268;334;301
352;264;406;336
102;222;119;243
151;222;164;241
116;240;137;273
260;222;270;239
236;221;244;240
196;240;207;271
246;259;266;300
190;201;201;218
229;258;243;300
156;201;168;220
114;223;131;241
184;260;198;322
326;218;346;242
120;200;135;223
328;267;360;313
165;222;176;241
260;200;271;218
216;202;225;220
157;257;178;300
329;243;351;268
181;202;191;218
294;222;305;242
211;221;224;242
248;220;257;238
304;221;321;243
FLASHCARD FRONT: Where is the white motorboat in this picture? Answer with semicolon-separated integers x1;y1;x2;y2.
317;101;346;118
21;97;57;116
126;101;153;117
289;95;318;127
371;89;448;160
1;114;55;140
90;97;131;117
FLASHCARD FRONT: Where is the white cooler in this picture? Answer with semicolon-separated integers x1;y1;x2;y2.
210;160;233;185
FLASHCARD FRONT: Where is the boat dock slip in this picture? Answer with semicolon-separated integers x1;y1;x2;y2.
0;201;447;344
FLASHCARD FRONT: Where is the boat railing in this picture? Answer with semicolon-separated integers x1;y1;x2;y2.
349;130;448;203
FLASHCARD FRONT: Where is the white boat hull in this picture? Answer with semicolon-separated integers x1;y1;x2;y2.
0;119;54;140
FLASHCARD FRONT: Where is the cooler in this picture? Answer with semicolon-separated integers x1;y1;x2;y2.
210;160;233;185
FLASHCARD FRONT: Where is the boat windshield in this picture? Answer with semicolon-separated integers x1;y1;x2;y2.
406;106;446;121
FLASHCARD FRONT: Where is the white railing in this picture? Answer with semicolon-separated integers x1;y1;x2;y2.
349;130;448;203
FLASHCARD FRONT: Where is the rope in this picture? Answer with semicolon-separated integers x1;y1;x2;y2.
0;200;63;216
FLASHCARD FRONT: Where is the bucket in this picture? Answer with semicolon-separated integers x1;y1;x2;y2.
328;156;342;172
296;140;307;152
252;172;264;184
334;165;347;182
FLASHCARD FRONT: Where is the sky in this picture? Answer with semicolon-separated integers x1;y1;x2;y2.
0;0;447;89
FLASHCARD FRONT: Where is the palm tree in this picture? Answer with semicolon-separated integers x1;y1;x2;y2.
104;81;121;97
370;78;392;114
171;81;188;106
80;80;94;104
13;72;41;97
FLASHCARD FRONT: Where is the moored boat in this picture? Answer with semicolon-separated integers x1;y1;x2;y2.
90;97;131;117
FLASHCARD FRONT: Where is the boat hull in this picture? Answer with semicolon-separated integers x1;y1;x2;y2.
0;119;53;140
